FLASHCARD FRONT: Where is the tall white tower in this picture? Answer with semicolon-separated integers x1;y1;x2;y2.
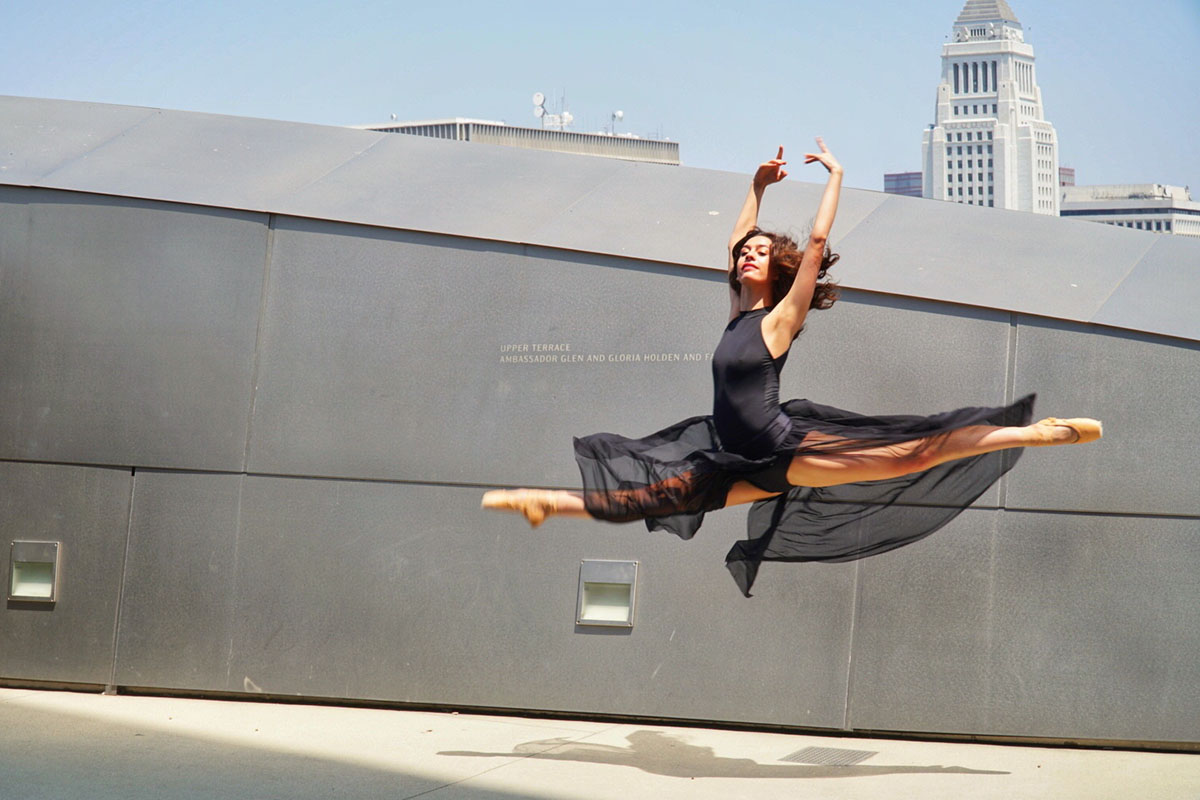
922;0;1060;215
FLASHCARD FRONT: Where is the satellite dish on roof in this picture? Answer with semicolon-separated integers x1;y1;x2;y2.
532;92;545;106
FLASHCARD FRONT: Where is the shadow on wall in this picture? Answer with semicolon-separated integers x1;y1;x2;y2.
440;729;1010;779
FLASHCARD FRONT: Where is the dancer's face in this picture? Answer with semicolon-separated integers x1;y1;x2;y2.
736;235;772;286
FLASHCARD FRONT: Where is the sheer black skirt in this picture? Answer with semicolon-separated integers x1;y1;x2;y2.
574;394;1035;596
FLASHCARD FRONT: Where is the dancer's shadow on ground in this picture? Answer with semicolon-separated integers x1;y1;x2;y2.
440;730;1009;779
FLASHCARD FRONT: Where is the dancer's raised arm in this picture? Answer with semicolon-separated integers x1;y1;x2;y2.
728;147;787;320
768;137;842;340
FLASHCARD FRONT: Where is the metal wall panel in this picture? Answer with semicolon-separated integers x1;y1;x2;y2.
846;508;1000;736
247;219;726;485
0;188;266;470
1009;317;1200;516
833;193;1155;323
113;471;243;691
848;509;1200;743
1092;234;1200;341
791;291;1013;413
223;476;855;728
282;132;630;247
0;462;131;684
0;96;157;185
32;108;389;214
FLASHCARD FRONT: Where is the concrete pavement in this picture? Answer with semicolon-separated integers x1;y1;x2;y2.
1;687;1197;799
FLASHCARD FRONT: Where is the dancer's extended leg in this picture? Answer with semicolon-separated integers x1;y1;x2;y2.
719;417;1102;507
484;471;709;527
485;482;783;526
784;417;1099;491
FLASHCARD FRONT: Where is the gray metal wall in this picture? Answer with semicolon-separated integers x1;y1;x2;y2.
2;99;1198;747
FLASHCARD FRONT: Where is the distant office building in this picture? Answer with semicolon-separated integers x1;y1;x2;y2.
921;0;1060;214
355;118;679;165
1061;184;1200;238
884;171;923;197
1059;166;1075;187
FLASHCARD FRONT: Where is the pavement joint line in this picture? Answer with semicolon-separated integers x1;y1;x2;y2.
396;723;624;800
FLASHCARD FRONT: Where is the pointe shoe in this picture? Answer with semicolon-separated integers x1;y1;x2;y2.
1032;417;1103;445
481;489;558;528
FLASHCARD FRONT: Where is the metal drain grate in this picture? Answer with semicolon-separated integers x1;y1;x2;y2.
779;746;878;766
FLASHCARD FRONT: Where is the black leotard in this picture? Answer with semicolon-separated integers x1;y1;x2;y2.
711;308;793;459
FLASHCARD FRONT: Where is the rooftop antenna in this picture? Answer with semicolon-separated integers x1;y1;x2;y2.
611;110;624;135
533;90;573;131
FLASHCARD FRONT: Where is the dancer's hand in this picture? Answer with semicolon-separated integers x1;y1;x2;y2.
804;137;842;175
753;146;788;189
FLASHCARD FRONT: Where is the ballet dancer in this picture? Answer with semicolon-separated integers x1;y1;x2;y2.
484;140;1100;595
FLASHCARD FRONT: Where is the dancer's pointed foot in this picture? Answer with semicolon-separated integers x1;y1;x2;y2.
1030;417;1103;445
481;489;559;528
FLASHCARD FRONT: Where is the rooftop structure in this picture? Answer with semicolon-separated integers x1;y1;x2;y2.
884;171;923;198
1061;183;1200;237
356;117;679;165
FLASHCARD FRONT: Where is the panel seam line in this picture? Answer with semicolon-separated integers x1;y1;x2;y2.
242;214;277;470
106;468;138;693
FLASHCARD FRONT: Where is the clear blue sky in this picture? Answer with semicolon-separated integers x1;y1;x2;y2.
4;0;1197;192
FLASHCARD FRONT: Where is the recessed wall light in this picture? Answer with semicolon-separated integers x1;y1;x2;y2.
576;560;637;627
9;541;60;603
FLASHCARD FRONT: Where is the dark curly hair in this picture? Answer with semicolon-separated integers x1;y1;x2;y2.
729;228;839;314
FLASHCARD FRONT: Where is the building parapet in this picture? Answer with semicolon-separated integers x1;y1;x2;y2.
356;118;679;166
1062;184;1191;202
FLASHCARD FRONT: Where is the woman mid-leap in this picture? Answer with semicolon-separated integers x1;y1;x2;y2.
483;140;1100;595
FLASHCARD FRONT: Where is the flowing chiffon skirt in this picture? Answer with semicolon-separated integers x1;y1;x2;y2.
574;393;1035;596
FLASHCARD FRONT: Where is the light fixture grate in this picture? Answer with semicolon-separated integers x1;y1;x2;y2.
779;746;878;766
